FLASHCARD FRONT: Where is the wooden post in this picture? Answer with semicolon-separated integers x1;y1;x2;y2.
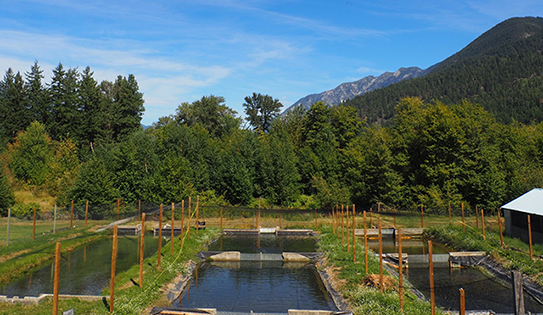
188;197;191;239
512;271;526;315
138;200;141;223
220;207;223;230
280;211;283;229
181;200;184;248
364;211;368;274
379;217;383;292
139;212;145;288
528;214;533;260
429;240;435;315
481;208;486;240
85;200;89;226
393;206;397;229
448;202;452;225
369;208;373;228
352;204;356;262
347;205;350;252
332;205;336;235
52;242;61;315
110;225;118;313
459;288;465;315
475;206;479;229
378;202;381;212
398;229;404;312
171;203;175;256
421;204;424;228
158;204;163;269
462;202;465;232
257;198;261;229
116;198;120;221
70;200;74;229
498;209;505;249
341;205;345;246
6;208;10;246
196;195;199;234
32;207;36;241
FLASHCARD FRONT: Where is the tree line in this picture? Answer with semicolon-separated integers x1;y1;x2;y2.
2;81;543;216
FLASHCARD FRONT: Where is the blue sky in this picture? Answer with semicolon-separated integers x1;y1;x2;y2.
1;0;542;125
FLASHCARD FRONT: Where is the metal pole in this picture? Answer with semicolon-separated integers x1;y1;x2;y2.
364;211;368;274
352;204;356;262
429;240;435;315
346;205;350;252
379;217;383;292
53;205;57;234
70;200;74;229
85;200;88;226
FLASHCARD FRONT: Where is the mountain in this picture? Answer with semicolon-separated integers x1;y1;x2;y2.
285;66;427;111
342;16;543;125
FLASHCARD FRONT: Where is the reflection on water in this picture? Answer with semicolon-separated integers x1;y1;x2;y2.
208;234;317;253
366;238;450;255
173;261;335;313
1;232;161;297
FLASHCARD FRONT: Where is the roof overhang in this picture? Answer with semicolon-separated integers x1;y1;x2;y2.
501;188;543;216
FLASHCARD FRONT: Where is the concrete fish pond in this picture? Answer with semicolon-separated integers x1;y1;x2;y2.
0;231;162;298
154;231;344;315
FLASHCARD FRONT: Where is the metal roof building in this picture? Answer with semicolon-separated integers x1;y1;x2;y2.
501;188;543;243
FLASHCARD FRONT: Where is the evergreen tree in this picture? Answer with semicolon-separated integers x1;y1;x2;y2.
48;63;81;141
25;61;48;126
107;74;145;141
0;68;31;140
78;66;105;144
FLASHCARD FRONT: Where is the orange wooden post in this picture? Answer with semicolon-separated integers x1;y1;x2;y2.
341;205;345;245
462;203;465;232
498;209;504;249
116;198;120;221
393;206;397;229
158;204;163;269
429;240;435;315
346;205;350;252
188;197;191;239
139;212;145;287
171;203;175;256
398;229;404;312
528;214;533;259
257;198;261;229
85;200;89;226
32;207;36;241
378;217;383;292
475;206;479;229
448;202;452;225
378;201;381;212
138;199;141;223
181;200;185;248
481;209;486;240
421;204;424;228
220;207;223;230
459;288;466;315
70;200;74;229
332;205;336;235
196;195;200;234
110;225;118;313
52;242;61;315
352;204;356;262
364;211;368;274
369;208;373;228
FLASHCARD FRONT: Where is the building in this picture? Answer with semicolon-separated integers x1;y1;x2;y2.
501;188;543;244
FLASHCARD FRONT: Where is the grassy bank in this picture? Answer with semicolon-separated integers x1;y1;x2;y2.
426;224;543;285
317;227;441;315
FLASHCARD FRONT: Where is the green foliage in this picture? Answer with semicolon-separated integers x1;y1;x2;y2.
0;170;14;216
8;121;53;186
243;92;282;133
9;202;39;218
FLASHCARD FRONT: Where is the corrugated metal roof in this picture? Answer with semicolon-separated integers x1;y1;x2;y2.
501;188;543;216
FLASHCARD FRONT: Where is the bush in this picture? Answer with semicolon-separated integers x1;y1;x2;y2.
10;202;39;218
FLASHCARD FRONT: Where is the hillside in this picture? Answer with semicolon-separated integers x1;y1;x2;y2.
285;67;426;112
342;16;543;125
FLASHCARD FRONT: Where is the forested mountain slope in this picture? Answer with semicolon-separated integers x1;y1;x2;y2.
343;17;543;125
